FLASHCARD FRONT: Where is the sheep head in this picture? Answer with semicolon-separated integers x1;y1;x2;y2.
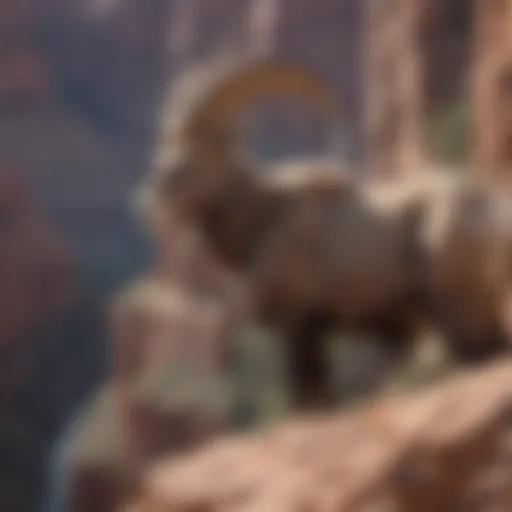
140;59;342;241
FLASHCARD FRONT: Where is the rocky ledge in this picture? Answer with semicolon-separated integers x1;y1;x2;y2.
129;358;512;512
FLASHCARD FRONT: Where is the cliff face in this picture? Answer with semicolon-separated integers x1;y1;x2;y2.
130;359;512;512
0;172;76;354
0;172;106;512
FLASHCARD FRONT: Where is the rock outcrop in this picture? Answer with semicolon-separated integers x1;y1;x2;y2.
130;358;512;512
64;244;246;512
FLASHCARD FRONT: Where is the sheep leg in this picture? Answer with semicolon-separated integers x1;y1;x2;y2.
284;314;333;411
360;311;421;388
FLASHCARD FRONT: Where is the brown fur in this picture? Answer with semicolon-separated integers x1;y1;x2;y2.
140;60;512;409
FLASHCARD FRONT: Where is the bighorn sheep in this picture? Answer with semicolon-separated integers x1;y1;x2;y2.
138;58;512;409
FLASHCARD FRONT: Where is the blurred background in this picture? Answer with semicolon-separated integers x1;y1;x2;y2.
0;1;482;512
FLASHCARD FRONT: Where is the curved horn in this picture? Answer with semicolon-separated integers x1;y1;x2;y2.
181;59;342;146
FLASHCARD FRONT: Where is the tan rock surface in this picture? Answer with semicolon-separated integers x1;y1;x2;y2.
131;358;512;512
